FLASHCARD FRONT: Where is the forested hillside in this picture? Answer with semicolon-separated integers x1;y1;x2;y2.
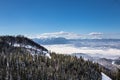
0;51;102;80
0;35;49;56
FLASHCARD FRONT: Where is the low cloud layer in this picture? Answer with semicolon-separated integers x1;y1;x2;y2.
30;31;120;58
44;44;120;56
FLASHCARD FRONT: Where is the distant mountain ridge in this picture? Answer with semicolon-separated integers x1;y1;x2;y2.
33;37;68;45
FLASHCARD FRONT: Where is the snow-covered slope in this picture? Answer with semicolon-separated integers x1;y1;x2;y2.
102;73;112;80
0;36;51;58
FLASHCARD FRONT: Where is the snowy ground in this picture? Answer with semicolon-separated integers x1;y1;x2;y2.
102;72;112;80
13;43;51;59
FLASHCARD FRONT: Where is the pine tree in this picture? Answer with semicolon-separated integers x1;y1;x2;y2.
117;68;120;80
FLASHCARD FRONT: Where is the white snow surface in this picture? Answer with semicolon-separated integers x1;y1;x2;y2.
102;72;112;80
112;61;115;65
43;51;51;59
13;43;51;59
45;53;51;59
13;43;20;47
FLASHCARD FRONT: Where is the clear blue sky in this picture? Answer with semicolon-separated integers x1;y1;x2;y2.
0;0;120;35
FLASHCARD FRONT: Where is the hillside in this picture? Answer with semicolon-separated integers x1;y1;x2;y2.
0;52;102;80
0;35;50;57
72;53;120;80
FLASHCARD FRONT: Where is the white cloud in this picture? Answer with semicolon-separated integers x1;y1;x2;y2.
27;31;82;39
26;31;120;39
89;32;103;35
87;32;103;39
44;44;120;56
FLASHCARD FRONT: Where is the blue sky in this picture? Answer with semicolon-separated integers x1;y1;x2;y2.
0;0;120;35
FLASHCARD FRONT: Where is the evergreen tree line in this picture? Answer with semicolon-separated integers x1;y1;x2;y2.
0;51;102;80
0;35;48;51
100;64;120;80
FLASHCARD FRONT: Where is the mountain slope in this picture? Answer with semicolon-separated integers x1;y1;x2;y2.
102;73;112;80
0;35;50;57
0;52;102;80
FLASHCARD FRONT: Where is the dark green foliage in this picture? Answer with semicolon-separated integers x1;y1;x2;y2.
117;69;120;80
99;64;120;80
115;60;120;65
0;51;102;80
0;35;48;52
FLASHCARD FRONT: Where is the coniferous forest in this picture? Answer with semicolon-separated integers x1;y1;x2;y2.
0;51;102;80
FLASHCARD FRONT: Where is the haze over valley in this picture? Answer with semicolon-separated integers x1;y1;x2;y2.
32;31;120;58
